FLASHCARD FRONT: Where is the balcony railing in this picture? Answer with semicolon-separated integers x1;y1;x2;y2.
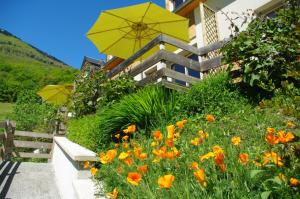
106;34;230;91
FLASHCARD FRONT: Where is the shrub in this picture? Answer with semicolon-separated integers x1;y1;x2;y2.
178;71;247;116
94;85;178;151
67;114;100;151
221;0;300;94
71;72;136;117
12;90;57;132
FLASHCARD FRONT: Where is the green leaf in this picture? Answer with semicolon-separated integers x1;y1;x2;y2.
261;191;272;199
250;170;265;178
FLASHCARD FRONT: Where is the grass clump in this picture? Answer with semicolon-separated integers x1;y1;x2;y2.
94;85;177;151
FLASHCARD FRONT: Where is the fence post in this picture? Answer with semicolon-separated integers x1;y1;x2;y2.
3;120;15;160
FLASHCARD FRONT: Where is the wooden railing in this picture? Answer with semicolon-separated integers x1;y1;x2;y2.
0;120;53;161
107;34;230;91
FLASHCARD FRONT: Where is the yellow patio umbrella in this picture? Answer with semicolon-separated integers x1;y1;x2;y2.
86;2;189;59
37;84;73;106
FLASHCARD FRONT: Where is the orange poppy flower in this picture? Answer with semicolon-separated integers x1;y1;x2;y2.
119;151;131;160
165;151;175;160
212;145;224;155
151;141;158;147
127;124;137;133
194;169;206;186
214;153;225;166
152;146;167;158
127;172;141;186
172;147;180;157
123;157;134;166
100;149;117;164
90;167;98;176
231;136;241;146
158;174;175;188
290;178;299;186
218;163;226;172
123;142;129;149
287;121;295;128
137;165;148;174
114;143;120;148
239;153;249;165
115;133;120;139
200;152;215;162
265;132;279;145
83;161;90;169
267;127;276;133
263;152;284;167
106;188;118;199
190;162;199;170
190;137;202;146
278;130;295;143
206;114;215;123
153;130;163;141
176;119;187;129
167;125;175;139
165;138;174;147
152;157;161;163
198;130;209;139
123;135;129;141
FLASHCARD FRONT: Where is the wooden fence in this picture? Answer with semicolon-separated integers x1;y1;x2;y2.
0;120;53;161
107;34;231;91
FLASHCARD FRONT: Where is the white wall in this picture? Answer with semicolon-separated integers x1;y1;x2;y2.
51;137;99;199
205;0;276;40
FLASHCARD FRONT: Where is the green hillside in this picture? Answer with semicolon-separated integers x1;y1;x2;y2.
0;28;78;102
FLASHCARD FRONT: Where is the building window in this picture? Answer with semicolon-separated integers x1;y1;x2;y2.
174;0;184;9
255;0;284;18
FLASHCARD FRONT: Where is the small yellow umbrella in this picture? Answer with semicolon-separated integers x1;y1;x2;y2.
86;2;189;59
37;84;73;106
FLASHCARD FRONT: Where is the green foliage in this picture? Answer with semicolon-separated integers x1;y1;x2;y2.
97;74;137;109
178;71;247;116
71;71;107;117
94;86;177;151
221;0;300;93
67;115;100;151
12;90;57;132
260;83;300;119
71;71;136;117
0;31;78;102
0;102;14;121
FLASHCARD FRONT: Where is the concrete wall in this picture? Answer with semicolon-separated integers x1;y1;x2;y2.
51;137;98;199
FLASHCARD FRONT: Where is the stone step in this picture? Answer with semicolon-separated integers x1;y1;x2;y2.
0;161;61;199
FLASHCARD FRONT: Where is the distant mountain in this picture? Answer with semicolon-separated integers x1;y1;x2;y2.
0;28;78;102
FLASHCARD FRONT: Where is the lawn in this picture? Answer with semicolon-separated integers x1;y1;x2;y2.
0;102;14;121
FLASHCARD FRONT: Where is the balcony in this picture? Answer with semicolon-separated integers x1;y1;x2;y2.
104;34;229;91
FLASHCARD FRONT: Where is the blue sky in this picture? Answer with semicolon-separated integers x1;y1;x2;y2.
0;0;165;69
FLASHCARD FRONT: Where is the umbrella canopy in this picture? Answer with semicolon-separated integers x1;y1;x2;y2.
37;84;73;106
86;2;189;59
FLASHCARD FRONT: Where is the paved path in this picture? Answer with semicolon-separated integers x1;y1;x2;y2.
0;161;60;199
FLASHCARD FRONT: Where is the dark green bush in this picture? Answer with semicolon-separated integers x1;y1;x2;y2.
94;85;177;150
13;90;57;132
67;114;100;151
178;71;247;116
221;0;300;93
